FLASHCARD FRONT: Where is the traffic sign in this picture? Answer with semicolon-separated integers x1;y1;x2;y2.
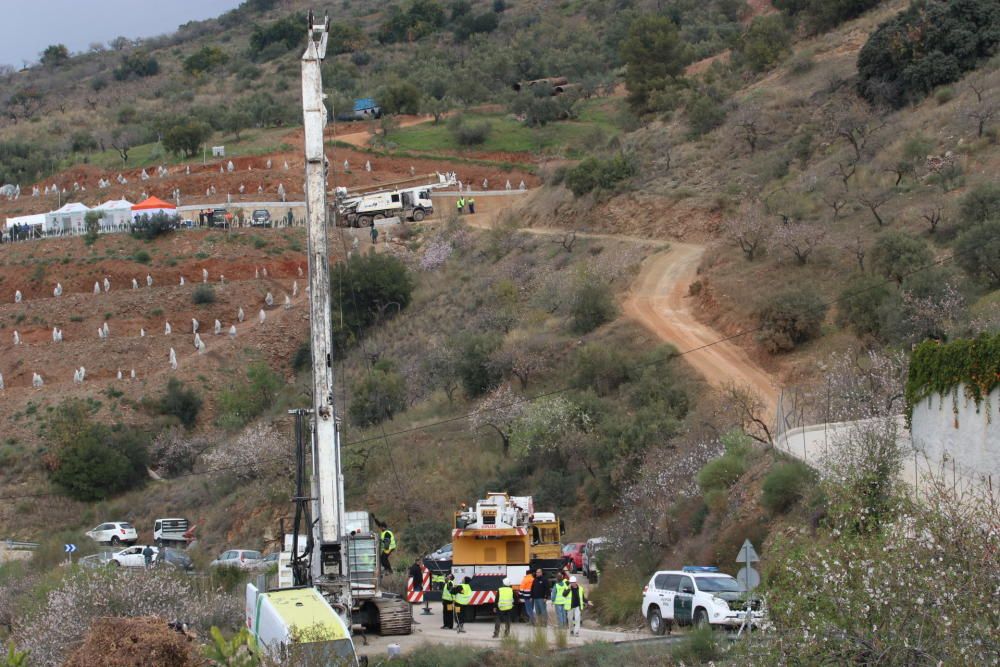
64;543;77;554
735;539;759;564
736;566;760;591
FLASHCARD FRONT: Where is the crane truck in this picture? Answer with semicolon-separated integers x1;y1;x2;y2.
334;172;456;227
245;14;410;662
423;493;565;615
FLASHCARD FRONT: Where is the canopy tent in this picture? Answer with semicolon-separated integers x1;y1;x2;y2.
5;213;46;230
45;202;89;234
95;199;134;229
131;196;176;220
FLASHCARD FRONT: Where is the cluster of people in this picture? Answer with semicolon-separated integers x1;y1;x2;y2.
1;223;38;243
436;568;591;638
455;196;476;215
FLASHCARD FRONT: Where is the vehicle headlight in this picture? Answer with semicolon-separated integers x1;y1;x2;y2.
712;596;729;610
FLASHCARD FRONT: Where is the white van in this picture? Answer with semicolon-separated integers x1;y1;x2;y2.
641;566;766;634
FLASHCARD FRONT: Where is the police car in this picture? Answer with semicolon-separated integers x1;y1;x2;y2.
640;566;766;634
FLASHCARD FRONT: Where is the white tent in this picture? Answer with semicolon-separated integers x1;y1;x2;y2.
96;199;133;230
5;213;46;230
45;202;89;234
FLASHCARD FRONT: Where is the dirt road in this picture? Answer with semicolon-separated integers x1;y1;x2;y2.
622;243;779;415
334;114;436;147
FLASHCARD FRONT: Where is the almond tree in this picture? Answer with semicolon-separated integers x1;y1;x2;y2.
773;221;826;265
469;384;525;456
725;201;770;261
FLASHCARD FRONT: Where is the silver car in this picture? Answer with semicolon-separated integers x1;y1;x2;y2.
209;549;263;570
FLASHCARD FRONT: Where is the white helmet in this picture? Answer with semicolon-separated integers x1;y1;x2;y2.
502;578;510;586
569;576;578;583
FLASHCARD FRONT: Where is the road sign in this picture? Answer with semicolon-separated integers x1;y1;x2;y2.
64;543;77;554
736;566;760;591
735;539;759;564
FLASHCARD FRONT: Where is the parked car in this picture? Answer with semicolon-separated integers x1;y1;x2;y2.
108;545;159;568
582;537;605;583
641;566;766;634
210;549;264;570
425;543;452;562
79;550;115;569
160;547;194;571
85;522;137;546
251;209;272;227
562;542;585;572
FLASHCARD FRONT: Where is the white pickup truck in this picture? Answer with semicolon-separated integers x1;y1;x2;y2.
641;567;766;634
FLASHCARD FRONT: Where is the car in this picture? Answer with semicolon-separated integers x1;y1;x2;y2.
562;542;585;572
251;210;272;227
641;566;766;635
160;547;194;571
210;549;264;570
425;543;452;561
79;550;116;569
582;537;605;583
108;545;159;568
85;522;138;546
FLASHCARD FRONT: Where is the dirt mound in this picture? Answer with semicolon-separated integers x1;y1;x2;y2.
63;617;198;667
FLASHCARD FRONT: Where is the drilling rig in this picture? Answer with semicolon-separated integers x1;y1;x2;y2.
246;15;411;658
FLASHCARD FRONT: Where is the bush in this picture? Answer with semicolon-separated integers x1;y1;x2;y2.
455;333;503;398
191;284;215;304
130;213;176;241
448;117;492;146
686;93;727;137
571;345;634;395
249;14;305;60
564;154;636;196
83;211;101;246
736;15;792;72
183;46;228;74
331;252;415;354
156;378;202;429
672;625;722;664
755;287;828;353
113;52;159;80
620;14;688;114
569;277;617;333
378;0;446;44
837;273;893;338
348;359;408;427
959;183;1000;225
163;121;212;158
871;231;932;284
762;460;816;513
697;455;746;493
216;362;284;430
954;220;1000;287
776;0;880;32
934;86;955;105
857;0;1000;108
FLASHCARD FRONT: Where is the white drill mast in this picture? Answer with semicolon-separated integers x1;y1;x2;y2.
301;13;349;600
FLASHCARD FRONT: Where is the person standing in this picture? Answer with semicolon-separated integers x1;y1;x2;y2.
440;573;455;629
408;557;423;605
379;526;395;574
567;576;590;636
552;572;569;627
456;197;464;215
370;224;379;245
142;545;155;569
468;196;476;214
493;578;515;638
519;570;536;624
530;569;550;626
453;576;473;634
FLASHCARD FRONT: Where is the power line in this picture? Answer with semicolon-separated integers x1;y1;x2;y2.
343;248;964;448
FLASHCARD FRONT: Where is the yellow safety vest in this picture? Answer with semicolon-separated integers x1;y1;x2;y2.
554;581;569;608
497;586;514;611
441;582;453;602
380;530;396;554
562;585;586;610
454;583;472;606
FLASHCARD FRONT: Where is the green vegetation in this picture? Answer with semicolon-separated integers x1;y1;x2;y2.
762;460;816;514
448;116;492;146
40;44;69;68
192;284;216;305
955;220;1000;287
570;276;617;333
183;46;229;75
620;15;688;114
155;378;203;429
113;51;159;80
564;154;635;197
775;0;881;33
216;361;284;430
330;252;414;354
83;211;102;246
163;121;212;158
348;359;408;427
248;13;305;61
755;287;828;353
735;15;792;73
857;0;1000;108
905;332;1000;418
130;213;175;241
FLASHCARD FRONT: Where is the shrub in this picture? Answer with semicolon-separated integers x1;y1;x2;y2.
776;0;880;32
591;565;646;626
348;359;408;427
736;15;792;73
83;211;101;246
331;252;414;354
686;93;727;137
837;273;893;338
934;86;955;105
857;0;1000;108
564;154;636;197
871;231;932;284
697;456;746;493
216;362;284;430
249;14;305;60
163;121;212;158
448;117;492;146
672;625;722;663
959;183;1000;225
130;213;176;241
183;46;228;75
954;220;1000;287
762;460;816;513
620;14;688;114
571;345;634;395
191;284;216;304
156;378;202;429
756;287;827;353
569;276;617;333
113;52;159;80
455;333;502;398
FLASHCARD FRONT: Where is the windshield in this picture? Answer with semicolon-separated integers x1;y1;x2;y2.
696;576;742;593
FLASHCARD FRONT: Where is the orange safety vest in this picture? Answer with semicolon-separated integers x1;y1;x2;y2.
519;574;534;594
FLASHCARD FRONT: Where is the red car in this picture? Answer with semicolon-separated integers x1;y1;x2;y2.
562;542;585;572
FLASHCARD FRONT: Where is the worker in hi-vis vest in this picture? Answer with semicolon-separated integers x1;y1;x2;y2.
379;528;395;574
440;573;455;629
493;578;515;638
453;576;473;634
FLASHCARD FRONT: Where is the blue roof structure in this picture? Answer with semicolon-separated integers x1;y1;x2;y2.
353;98;379;111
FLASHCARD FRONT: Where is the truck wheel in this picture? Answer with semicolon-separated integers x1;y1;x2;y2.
412;209;425;222
359;216;373;227
694;609;710;629
647;608;666;636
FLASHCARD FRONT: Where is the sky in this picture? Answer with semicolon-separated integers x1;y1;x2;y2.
0;0;244;67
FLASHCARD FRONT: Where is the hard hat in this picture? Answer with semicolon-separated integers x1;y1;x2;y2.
502;578;510;586
569;576;578;583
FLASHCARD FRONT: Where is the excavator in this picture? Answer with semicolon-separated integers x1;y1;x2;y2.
245;13;411;663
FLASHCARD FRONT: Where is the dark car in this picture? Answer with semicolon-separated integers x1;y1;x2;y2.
160;547;194;571
251;210;272;227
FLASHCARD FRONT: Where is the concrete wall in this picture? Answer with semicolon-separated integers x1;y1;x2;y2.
910;385;999;488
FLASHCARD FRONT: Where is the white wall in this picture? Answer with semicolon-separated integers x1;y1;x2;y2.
910;385;999;488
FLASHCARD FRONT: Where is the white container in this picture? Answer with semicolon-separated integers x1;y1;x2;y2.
387;644;401;659
345;511;372;534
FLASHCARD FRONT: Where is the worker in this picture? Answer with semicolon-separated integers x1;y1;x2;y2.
551;571;569;627
379;526;395;574
456;197;464;215
493;577;515;638
407;557;423;603
440;573;455;629
530;568;550;626
566;576;591;637
453;576;473;634
519;570;535;624
468;196;475;214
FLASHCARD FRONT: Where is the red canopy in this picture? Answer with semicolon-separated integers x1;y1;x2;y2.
132;196;176;211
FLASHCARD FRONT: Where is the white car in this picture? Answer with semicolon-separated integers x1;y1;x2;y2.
210;549;263;570
85;522;138;546
641;567;766;634
109;545;159;568
582;537;605;583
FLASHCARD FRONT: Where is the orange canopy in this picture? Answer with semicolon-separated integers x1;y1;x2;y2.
131;196;176;211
